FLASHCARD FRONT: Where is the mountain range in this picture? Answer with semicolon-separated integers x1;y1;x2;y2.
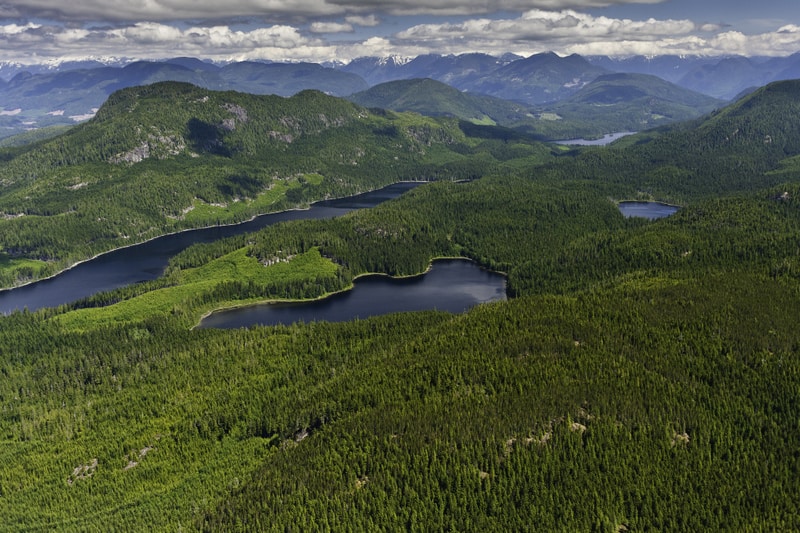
340;51;800;102
1;51;800;140
588;53;800;98
0;75;793;284
350;73;723;140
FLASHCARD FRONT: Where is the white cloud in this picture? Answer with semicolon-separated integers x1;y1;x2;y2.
309;22;354;33
53;28;91;43
698;23;722;33
0;5;797;64
397;10;700;46
705;26;800;56
335;36;424;60
0;22;41;35
345;15;381;27
0;21;331;63
394;10;800;58
335;0;666;17
108;22;183;44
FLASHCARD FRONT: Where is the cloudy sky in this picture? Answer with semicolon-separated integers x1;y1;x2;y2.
0;0;798;65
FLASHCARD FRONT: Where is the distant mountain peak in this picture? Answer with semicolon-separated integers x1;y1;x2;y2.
379;55;412;66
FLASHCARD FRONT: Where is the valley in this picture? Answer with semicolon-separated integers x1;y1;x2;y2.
0;182;416;313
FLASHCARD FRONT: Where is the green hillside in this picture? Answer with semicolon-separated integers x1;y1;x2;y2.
539;79;800;201
0;80;799;530
0;81;552;288
348;77;532;126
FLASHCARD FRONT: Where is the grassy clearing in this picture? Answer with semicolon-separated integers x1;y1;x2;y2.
0;253;47;274
469;116;497;126
538;113;563;121
54;247;340;331
180;173;324;226
0;252;50;285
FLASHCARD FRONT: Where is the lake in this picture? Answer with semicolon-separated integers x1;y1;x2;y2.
554;132;636;146
618;201;680;220
0;182;421;314
196;259;507;329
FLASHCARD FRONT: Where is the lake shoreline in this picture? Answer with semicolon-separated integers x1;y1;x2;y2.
616;199;683;209
193;257;508;330
0;181;427;296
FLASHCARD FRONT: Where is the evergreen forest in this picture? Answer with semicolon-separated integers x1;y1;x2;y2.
0;80;798;531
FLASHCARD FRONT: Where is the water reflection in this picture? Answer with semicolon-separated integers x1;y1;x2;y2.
618;201;679;220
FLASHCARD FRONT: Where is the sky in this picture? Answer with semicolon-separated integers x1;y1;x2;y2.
0;0;799;65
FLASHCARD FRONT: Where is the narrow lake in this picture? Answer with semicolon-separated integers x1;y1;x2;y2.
0;182;421;314
197;259;507;329
618;201;680;220
554;132;636;146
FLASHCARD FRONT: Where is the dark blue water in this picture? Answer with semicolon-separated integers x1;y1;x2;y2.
618;201;679;220
197;259;507;329
0;182;421;313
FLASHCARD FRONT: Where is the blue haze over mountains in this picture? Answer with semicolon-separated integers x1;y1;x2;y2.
1;51;799;139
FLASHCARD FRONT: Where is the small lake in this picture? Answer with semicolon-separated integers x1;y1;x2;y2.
555;132;636;146
197;259;507;329
0;182;421;314
618;201;680;220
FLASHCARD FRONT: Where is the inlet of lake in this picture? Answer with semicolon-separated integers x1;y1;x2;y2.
0;182;421;314
0;182;508;323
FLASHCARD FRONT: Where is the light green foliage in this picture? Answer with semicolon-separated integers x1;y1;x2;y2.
0;252;53;287
180;182;291;225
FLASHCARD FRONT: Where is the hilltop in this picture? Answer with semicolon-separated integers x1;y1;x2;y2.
533;72;723;138
348;78;533;127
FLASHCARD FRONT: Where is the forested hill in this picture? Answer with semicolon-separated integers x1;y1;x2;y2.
541;79;800;201
1;120;800;529
348;78;532;127
0;81;551;287
0;74;800;530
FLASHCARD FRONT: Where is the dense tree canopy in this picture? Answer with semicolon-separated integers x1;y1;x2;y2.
0;80;799;531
